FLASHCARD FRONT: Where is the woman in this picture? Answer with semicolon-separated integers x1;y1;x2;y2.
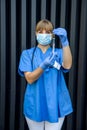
18;19;73;130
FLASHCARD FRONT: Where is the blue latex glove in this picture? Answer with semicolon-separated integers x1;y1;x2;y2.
39;52;57;70
53;28;69;47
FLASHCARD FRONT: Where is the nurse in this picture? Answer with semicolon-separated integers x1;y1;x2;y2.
18;19;73;130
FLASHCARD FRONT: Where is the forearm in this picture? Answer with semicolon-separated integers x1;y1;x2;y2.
24;67;44;84
24;51;58;84
62;45;72;69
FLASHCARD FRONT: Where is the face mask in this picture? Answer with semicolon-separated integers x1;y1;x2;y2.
36;34;52;45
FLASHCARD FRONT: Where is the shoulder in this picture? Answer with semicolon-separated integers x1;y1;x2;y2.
21;47;35;56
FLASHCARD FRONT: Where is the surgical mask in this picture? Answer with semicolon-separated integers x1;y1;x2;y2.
36;34;52;45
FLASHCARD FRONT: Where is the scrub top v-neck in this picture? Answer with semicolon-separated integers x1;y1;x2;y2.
18;47;73;123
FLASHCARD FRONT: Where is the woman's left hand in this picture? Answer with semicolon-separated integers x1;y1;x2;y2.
53;28;69;47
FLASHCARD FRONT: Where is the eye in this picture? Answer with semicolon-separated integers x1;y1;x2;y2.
46;31;51;33
38;30;42;33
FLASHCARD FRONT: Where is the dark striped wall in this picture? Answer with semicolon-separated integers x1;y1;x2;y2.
0;0;87;130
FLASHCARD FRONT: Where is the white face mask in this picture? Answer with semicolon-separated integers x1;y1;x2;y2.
36;34;52;45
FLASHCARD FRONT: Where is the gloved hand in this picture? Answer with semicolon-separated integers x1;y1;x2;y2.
53;28;69;47
39;52;57;70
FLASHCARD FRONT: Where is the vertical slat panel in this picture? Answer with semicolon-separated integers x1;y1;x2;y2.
31;0;36;46
9;0;16;130
41;0;46;19
21;0;26;50
50;0;56;27
60;0;66;27
18;1;26;130
67;0;79;130
0;0;6;129
76;0;87;129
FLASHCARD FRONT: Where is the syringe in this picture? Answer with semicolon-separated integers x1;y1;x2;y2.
52;37;55;54
52;36;61;70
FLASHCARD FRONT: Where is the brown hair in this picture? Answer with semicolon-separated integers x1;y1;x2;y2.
36;19;54;32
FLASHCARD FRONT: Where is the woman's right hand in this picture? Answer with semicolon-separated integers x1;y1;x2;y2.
39;52;58;70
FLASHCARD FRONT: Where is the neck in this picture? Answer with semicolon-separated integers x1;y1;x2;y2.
37;44;50;53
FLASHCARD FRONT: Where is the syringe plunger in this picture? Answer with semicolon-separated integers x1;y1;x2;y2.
52;38;55;54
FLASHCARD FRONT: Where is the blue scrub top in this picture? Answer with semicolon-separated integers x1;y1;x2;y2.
18;47;73;123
